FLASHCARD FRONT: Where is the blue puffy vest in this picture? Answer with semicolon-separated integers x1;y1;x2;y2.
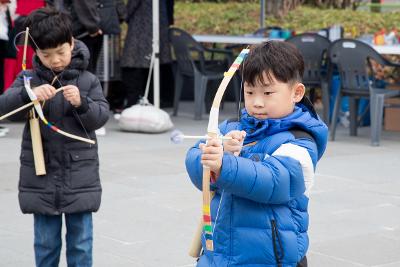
185;105;328;267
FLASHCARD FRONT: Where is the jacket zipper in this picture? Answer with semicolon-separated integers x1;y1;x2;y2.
271;219;284;267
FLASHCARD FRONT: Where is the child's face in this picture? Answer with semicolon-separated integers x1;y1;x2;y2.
244;72;305;120
36;40;74;72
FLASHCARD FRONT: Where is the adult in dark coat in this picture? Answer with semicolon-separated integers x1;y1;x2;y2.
0;39;109;215
96;0;127;110
47;0;103;72
98;0;126;35
166;0;174;26
47;0;126;74
121;0;172;107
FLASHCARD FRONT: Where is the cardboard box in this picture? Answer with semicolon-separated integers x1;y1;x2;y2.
384;97;400;132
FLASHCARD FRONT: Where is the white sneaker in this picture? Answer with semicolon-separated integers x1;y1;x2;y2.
0;126;9;134
95;127;106;136
339;111;350;128
0;126;9;137
113;113;121;120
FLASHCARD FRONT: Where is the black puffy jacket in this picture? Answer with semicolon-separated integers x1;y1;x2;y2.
0;40;109;215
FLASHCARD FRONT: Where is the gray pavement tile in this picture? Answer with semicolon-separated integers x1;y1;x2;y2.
317;154;400;185
378;228;400;242
312;233;400;266
307;250;368;267
309;203;400;243
310;187;399;213
373;262;400;267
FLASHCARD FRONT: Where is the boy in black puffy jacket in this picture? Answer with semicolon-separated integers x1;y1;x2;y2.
0;7;109;267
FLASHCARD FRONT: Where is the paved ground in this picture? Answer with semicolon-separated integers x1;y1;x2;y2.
0;102;400;267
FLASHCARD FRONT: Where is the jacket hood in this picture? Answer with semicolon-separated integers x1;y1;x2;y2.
32;39;90;82
240;104;328;159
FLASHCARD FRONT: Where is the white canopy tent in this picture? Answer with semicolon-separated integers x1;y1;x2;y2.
152;0;160;108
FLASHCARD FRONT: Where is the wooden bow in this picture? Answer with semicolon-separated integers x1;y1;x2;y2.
189;48;249;257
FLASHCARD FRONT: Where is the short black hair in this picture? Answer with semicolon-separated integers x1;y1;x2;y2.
242;41;304;86
24;7;73;50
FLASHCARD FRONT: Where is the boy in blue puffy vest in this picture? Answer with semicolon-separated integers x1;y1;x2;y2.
185;41;328;267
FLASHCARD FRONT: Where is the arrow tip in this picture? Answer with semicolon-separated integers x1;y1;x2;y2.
170;129;184;144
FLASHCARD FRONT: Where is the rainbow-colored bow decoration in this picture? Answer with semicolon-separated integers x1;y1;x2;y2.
189;48;249;257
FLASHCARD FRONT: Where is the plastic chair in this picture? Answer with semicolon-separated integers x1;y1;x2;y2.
168;27;237;120
286;33;331;123
328;38;400;146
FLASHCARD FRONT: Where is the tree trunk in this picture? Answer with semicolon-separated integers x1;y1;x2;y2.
266;0;303;18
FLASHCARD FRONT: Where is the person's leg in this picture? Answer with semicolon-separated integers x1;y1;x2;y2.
65;212;93;267
160;63;175;108
79;35;103;73
0;42;9;136
33;214;62;267
88;35;103;73
107;80;126;112
121;67;149;107
0;40;6;93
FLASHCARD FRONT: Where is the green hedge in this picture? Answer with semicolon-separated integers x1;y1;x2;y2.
174;3;400;36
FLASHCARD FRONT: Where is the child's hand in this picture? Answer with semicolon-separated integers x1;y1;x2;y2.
32;84;57;101
62;85;81;107
199;138;223;178
223;130;246;156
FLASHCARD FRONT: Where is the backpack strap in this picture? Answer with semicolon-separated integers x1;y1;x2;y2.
290;128;316;144
226;117;239;123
